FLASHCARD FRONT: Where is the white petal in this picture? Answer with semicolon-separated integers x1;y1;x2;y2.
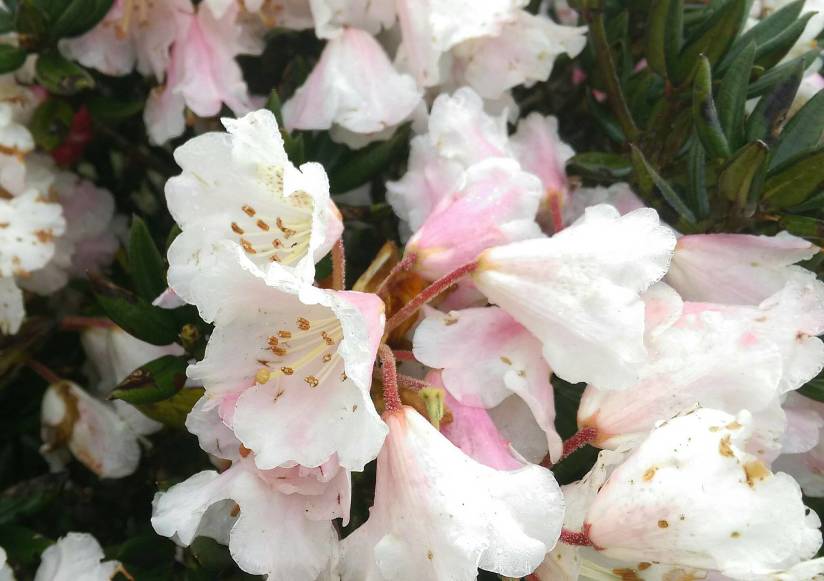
309;0;395;38
0;277;23;335
0;189;65;277
34;533;121;581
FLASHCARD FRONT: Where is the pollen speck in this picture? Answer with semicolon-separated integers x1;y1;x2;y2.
255;368;271;384
744;460;769;488
719;435;734;457
657;520;669;528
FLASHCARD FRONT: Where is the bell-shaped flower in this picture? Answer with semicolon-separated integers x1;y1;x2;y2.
578;307;786;455
185;242;387;470
19;159;120;295
562;182;644;225
310;0;396;38
34;532;124;581
584;409;822;578
153;455;347;581
451;11;587;100
340;406;564;580
406;159;543;280
473;204;676;389
666;232;818;305
386;87;510;231
144;1;263;144
166;108;342;317
414;306;562;462
394;0;521;87
282;28;422;148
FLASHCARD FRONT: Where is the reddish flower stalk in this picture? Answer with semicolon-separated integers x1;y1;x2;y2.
378;344;403;415
385;260;478;333
561;426;598;460
548;191;565;233
60;316;115;331
559;527;594;547
27;359;61;384
375;252;416;297
331;238;346;291
396;373;430;392
392;349;416;362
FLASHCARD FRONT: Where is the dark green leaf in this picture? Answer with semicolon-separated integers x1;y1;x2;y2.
0;525;51;565
586;90;626;143
0;0;16;34
631;145;697;223
0;45;26;74
86;95;144;124
718;0;805;71
110;355;188;405
15;0;47;42
329;126;410;194
800;371;824;401
646;0;682;79
717;140;768;210
771;89;824;168
29;98;73;151
763;146;824;208
777;214;824;240
675;0;748;84
128;216;167;303
746;60;803;143
748;49;819;97
692;56;731;159
753;12;814;70
134;387;205;429
0;474;64;525
265;88;284;126
717;42;755;148
35;51;94;95
91;275;180;346
566;152;633;180
687;137;710;218
48;0;113;39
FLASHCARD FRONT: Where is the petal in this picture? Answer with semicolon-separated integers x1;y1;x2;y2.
0;189;66;277
0;277;23;335
309;0;396;38
34;532;121;581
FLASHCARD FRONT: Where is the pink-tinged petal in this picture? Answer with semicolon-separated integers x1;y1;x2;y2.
642;281;684;340
395;0;521;86
34;533;122;581
474;205;676;390
563;182;645;225
407;158;543;280
489;394;550;463
340;408;564;580
152;459;340;580
454;11;587;100
511;112;574;198
585;409;822;577
781;393;824;455
309;0;395;38
185;395;243;461
282;28;421;145
414;306;562;461
144;76;186;145
152;287;186;309
773;439;824;497
666;232;818;305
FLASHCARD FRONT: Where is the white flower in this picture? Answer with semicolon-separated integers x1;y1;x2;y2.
473;204;676;389
0;75;39;196
340;406;565;580
282;28;422;148
152;456;346;580
0;546;13;581
185;242;387;471
166;108;342;317
584;409;822;578
0;277;23;335
34;533;123;581
309;0;396;38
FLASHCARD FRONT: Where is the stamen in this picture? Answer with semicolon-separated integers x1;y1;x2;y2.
231;222;244;234
297;317;311;330
304;375;319;388
242;205;256;217
281;366;294;375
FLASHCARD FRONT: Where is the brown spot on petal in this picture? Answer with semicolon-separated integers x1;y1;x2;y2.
658;520;669;528
731;531;741;538
281;366;294;375
719;435;734;457
726;420;743;430
744;460;770;488
638;563;651;571
500;356;512;365
426;550;433;561
230;502;241;517
278;330;292;339
612;569;642;581
304;375;319;388
35;229;54;243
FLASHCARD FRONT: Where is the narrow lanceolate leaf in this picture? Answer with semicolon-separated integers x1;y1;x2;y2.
646;0;682;79
566;152;633;180
718;0;804;72
687;137;710;218
693;56;731;159
717;141;768;210
110;355;188;405
34;51;94;95
0;45;26;74
717;42;755;148
753;12;814;70
91;275;180;346
134;387;204;429
674;0;748;84
762;146;824;208
777;214;824;241
128;216;167;303
748;49;819;98
631;145;697;223
746;60;803;144
771;90;824;169
329;125;410;194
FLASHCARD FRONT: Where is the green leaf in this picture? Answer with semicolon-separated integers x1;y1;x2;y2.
35;51;94;95
586;90;626;143
748;49;820;98
692;56;731;159
91;275;180;346
799;371;824;402
110;355;188;405
0;474;64;525
717;140;769;211
47;0;113;39
0;45;26;74
717;41;755;148
15;0;47;42
550;376;598;485
566;152;633;180
771;89;824;168
134;387;205;429
0;0;17;34
753;11;814;70
777;214;824;240
763;146;824;208
28;98;73;151
631;145;697;223
0;525;50;565
646;0;682;79
674;0;748;84
746;60;803;143
86;95;144;124
687;137;710;218
128;216;167;303
265;88;285;126
718;0;805;71
329;126;410;194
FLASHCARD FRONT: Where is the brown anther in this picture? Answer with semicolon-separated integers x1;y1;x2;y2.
256;219;270;231
35;229;54;243
242;204;256;216
719;435;734;457
239;445;252;458
231;222;244;234
278;330;292;339
297;317;311;330
281;366;294;375
272;239;283;248
304;375;319;388
322;353;332;363
321;331;335;345
240;238;256;254
657;520;669;529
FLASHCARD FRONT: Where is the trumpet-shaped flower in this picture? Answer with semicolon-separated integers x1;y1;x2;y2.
414;306;562;461
473;204;676;389
340;407;564;580
152;456;347;581
282;28;422;148
405;159;543;280
166;109;342;318
309;0;396;38
584;409;822;578
34;533;124;581
185;242;387;471
666;232;818;305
